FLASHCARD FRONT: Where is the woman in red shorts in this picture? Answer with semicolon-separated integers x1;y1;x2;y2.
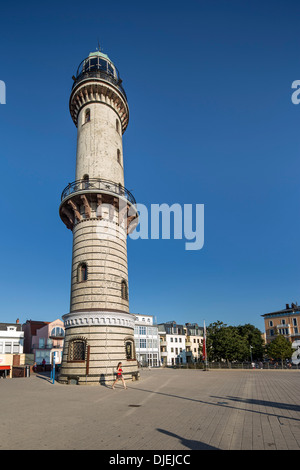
112;362;127;389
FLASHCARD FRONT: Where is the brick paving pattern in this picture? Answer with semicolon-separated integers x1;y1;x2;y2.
0;368;299;450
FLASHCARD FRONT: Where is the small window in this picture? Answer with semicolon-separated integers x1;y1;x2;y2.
121;280;128;300
85;108;90;123
116;119;120;134
117;149;121;164
125;338;135;360
83;174;89;189
78;263;88;282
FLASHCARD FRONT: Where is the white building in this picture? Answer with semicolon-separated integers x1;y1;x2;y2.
158;321;186;366
0;320;24;355
134;314;160;367
0;320;25;377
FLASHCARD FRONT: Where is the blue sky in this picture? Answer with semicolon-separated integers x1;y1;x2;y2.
0;0;299;331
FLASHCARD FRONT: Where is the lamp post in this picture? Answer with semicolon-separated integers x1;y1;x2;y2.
250;345;253;368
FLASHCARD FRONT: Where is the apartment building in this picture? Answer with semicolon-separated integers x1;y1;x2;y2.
22;319;65;365
0;320;25;377
184;323;203;363
134;314;160;367
158;321;186;366
262;303;300;344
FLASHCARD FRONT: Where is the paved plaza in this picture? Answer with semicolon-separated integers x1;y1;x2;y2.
1;368;299;450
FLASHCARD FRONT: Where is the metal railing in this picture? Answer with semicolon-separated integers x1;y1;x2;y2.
61;178;136;205
72;69;127;101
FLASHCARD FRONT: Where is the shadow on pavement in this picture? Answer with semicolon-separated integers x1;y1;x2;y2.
156;428;219;450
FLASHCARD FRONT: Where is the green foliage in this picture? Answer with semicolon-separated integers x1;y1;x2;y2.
267;335;293;366
206;321;264;362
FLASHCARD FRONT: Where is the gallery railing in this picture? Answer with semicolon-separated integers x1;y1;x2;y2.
61;178;136;206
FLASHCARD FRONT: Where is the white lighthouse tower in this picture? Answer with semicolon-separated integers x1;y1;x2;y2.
58;50;139;385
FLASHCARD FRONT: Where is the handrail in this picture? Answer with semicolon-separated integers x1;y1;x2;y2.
61;178;136;205
72;69;127;101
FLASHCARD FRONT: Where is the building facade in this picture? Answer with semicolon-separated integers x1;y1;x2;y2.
184;323;203;363
58;50;139;385
134;314;160;367
262;303;300;344
22;319;65;365
158;321;186;366
0;320;25;377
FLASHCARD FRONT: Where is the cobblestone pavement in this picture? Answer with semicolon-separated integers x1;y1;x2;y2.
1;368;299;450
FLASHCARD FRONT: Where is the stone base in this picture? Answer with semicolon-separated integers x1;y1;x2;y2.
58;310;139;385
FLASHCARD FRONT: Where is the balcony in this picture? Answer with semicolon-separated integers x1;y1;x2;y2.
32;343;63;350
61;178;136;206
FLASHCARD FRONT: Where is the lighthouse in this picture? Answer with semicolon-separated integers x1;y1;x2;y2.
58;50;139;385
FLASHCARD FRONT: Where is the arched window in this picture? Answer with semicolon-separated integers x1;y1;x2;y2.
121;280;128;300
77;263;88;282
116;119;120;134
85;108;90;123
117;149;121;164
68;338;86;362
51;327;65;338
83;174;89;189
124;337;135;360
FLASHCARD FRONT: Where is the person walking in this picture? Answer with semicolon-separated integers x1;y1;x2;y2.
112;362;127;389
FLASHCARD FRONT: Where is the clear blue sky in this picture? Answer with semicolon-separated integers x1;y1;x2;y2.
0;0;299;331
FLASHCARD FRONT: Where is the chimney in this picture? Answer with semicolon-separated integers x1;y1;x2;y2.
285;304;289;310
16;318;19;324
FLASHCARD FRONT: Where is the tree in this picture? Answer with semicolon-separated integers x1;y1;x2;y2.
267;335;293;367
237;324;264;360
206;322;246;362
205;321;264;362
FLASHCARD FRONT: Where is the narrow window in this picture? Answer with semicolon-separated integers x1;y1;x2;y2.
119;183;124;196
85;108;90;123
83;174;89;189
78;263;88;282
117;149;121;164
116;119;120;134
125;339;135;360
121;280;128;300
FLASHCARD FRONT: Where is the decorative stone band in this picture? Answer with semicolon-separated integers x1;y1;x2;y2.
62;310;136;330
69;80;129;132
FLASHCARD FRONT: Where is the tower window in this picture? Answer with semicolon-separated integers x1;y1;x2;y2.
78;263;88;282
121;280;128;300
84;108;90;123
125;337;135;360
83;174;89;189
116;119;120;134
117;149;121;164
68;338;86;362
